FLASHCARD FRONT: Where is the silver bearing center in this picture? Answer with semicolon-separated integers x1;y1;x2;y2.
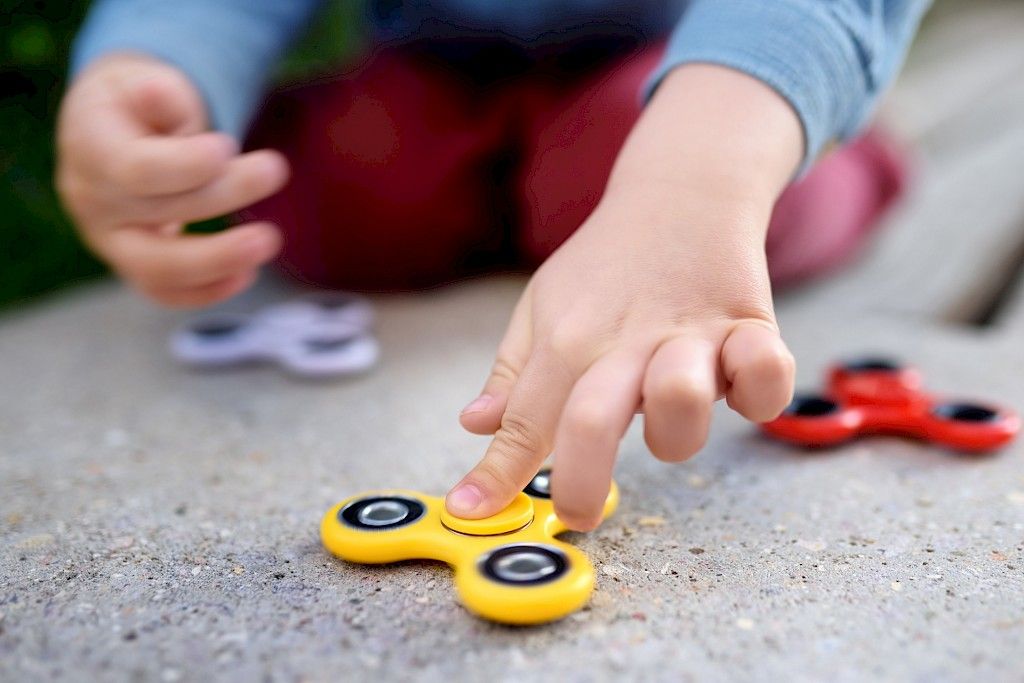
531;472;551;495
492;550;559;582
357;500;410;527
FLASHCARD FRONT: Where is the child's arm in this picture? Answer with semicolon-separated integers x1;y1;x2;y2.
447;0;932;530
56;0;321;306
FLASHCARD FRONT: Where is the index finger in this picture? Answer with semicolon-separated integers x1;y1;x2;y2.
108;132;238;196
445;351;574;519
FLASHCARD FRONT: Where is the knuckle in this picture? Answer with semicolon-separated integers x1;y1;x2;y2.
749;345;796;381
646;372;714;413
563;400;612;442
488;355;520;386
496;411;547;458
546;322;590;358
774;351;797;384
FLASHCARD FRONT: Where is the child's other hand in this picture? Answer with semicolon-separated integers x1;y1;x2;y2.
446;65;804;531
56;54;288;307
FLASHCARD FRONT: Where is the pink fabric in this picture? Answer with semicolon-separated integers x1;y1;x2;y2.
766;129;909;286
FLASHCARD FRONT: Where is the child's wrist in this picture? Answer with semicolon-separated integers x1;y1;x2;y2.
599;157;780;256
604;164;776;225
589;190;771;277
604;64;804;226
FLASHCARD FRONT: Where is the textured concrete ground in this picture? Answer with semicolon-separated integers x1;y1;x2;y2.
1;277;1023;683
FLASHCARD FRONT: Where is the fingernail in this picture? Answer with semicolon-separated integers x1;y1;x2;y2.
460;394;493;416
446;484;483;515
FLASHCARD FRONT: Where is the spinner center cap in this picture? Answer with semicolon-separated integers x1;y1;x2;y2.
440;492;534;536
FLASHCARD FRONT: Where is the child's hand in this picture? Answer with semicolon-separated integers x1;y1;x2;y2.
446;65;805;530
56;54;289;307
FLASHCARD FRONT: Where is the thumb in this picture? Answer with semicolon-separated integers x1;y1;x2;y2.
126;68;208;135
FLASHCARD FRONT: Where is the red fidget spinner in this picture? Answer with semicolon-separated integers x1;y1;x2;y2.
762;357;1020;452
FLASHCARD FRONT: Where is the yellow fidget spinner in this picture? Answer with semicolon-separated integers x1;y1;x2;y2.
320;470;619;624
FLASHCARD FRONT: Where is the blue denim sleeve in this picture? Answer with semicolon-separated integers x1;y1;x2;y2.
647;0;931;174
71;0;324;139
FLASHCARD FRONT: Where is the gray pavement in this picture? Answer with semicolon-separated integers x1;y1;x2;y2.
1;277;1022;682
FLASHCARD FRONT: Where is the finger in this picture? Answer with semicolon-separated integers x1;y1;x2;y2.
137;150;289;224
106;221;281;290
126;68;207;134
721;320;795;422
447;350;575;518
551;349;646;530
109;132;237;196
459;288;533;435
642;336;720;462
138;270;258;309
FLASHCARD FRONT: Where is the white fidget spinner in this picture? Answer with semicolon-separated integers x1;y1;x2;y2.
170;293;379;377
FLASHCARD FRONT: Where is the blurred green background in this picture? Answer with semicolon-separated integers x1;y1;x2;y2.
0;1;360;311
1;1;98;310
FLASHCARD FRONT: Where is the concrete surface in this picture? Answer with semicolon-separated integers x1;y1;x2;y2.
1;276;1023;683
